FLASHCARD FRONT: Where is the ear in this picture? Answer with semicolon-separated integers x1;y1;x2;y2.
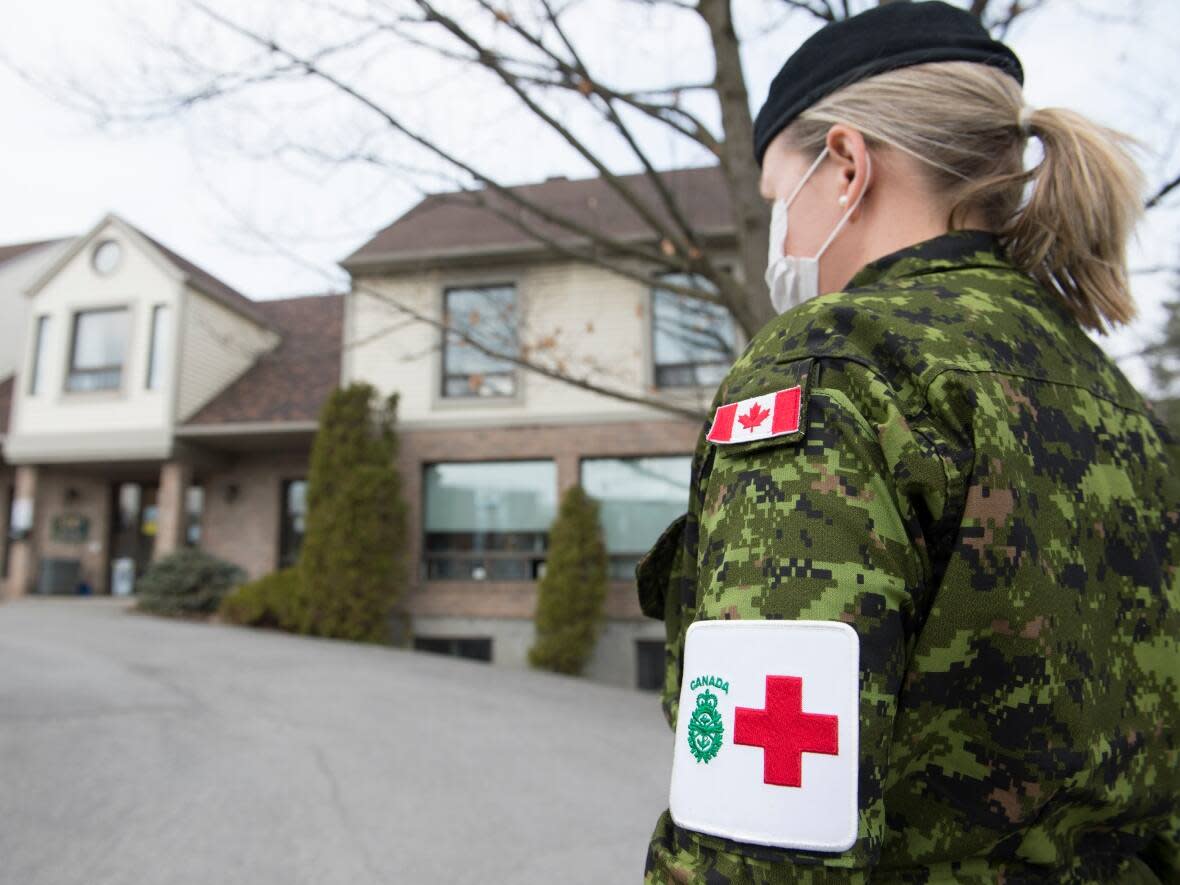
824;125;871;221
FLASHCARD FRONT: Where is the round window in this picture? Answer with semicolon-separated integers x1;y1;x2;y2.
92;239;122;275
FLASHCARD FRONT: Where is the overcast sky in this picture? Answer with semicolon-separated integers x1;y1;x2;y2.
1;0;1176;394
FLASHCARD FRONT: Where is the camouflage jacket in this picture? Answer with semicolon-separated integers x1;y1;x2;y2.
638;230;1180;884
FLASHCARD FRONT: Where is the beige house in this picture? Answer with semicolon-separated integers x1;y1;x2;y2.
0;214;341;602
0;164;740;690
341;164;741;688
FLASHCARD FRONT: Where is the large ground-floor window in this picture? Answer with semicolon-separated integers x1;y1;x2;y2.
423;460;556;581
580;455;692;580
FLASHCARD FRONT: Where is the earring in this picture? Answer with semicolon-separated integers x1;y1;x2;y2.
837;194;849;208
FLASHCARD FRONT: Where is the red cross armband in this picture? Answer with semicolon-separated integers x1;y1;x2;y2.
669;619;860;852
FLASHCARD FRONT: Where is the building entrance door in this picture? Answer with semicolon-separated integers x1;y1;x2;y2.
109;482;160;581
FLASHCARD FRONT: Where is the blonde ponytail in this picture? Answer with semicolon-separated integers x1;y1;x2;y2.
782;61;1147;333
996;106;1145;332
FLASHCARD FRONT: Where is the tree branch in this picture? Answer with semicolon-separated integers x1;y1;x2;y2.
188;175;712;421
185;2;712;287
1146;172;1180;210
778;0;838;23
411;0;708;279
352;276;708;420
424;188;730;306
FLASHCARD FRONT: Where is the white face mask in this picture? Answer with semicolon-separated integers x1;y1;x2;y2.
764;146;872;315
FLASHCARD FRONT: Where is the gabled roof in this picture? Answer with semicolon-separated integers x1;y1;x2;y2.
135;229;273;329
342;163;734;270
0;238;69;268
182;293;342;427
24;214;273;331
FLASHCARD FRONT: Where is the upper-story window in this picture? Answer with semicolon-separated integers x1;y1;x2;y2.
145;304;170;390
651;271;738;389
442;284;517;398
67;307;129;393
28;315;50;396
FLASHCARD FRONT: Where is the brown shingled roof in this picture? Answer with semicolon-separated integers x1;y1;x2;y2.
182;294;342;426
0;238;68;268
137;231;273;330
342;164;733;268
0;374;13;437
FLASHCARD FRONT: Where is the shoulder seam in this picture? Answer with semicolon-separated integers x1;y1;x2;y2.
922;366;1150;417
786;355;1146;419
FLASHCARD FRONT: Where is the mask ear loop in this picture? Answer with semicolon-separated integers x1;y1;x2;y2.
815;151;872;258
768;146;831;265
784;146;831;208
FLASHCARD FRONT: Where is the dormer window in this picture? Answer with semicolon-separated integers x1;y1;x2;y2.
67;307;129;393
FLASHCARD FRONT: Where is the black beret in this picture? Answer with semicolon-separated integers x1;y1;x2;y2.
753;0;1024;167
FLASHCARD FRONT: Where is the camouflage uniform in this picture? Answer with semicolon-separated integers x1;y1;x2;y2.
637;230;1180;883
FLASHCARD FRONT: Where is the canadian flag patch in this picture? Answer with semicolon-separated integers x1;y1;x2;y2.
669;619;860;852
706;386;803;444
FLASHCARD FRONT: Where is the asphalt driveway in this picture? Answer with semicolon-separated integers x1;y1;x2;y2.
0;598;674;885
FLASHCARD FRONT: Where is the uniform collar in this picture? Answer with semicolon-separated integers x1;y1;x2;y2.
844;229;1012;290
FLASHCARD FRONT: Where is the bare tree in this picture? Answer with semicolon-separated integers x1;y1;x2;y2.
24;0;1178;418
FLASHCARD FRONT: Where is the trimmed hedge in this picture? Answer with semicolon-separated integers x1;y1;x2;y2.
134;548;246;617
528;484;608;675
218;567;301;630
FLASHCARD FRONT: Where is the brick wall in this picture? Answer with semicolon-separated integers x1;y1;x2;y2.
199;450;311;580
34;472;112;594
396;416;700;621
0;413;699;616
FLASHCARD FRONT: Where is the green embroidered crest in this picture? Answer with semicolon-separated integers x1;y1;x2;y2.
687;688;725;763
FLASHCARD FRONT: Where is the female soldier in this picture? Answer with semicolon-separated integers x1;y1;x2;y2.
638;2;1180;882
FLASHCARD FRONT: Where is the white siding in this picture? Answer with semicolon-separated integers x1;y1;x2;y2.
6;224;184;461
344;259;725;427
4;219;277;463
176;288;277;421
0;240;75;380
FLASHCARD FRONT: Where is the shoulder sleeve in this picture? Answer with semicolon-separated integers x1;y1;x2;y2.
644;356;955;881
636;510;690;730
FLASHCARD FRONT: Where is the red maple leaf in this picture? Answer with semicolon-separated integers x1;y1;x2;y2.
738;402;770;431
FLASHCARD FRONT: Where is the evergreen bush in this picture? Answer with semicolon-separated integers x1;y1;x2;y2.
528;484;609;675
296;383;409;643
218;567;302;629
134;548;246;617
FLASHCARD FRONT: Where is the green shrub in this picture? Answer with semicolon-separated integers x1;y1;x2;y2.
135;548;246;617
296;383;409;643
528;484;609;675
219;567;302;629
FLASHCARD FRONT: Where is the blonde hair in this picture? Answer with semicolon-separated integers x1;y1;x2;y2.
782;61;1146;333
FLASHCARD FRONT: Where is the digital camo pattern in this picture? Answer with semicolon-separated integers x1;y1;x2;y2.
638;230;1180;884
